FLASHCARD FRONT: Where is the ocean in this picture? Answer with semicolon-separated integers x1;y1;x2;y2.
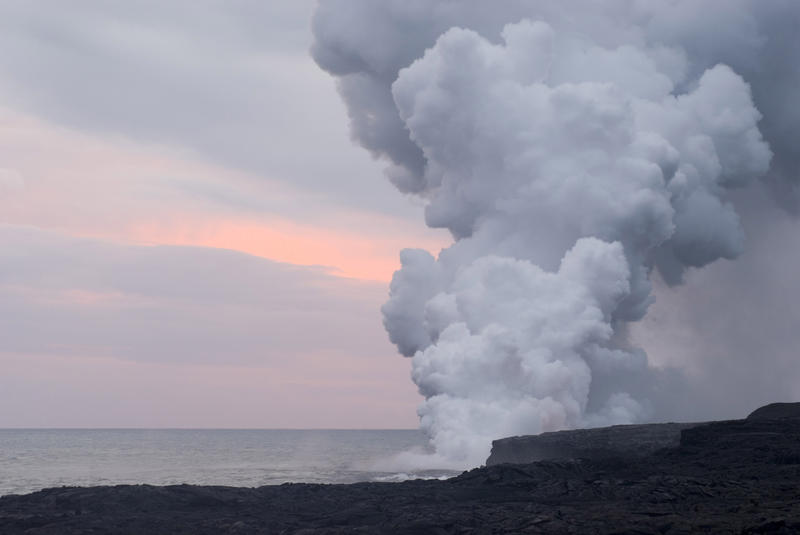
0;429;460;497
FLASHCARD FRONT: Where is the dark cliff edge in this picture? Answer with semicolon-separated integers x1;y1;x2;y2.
487;401;800;466
486;421;704;466
2;402;800;534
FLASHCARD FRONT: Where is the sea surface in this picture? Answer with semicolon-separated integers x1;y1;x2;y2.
0;429;459;497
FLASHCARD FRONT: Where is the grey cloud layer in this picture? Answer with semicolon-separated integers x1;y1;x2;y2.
0;0;414;217
313;0;799;466
0;225;387;365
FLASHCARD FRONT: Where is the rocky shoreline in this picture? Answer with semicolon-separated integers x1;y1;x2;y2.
2;403;800;534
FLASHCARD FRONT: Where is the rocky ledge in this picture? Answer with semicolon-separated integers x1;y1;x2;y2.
2;403;800;534
487;402;800;466
486;421;703;466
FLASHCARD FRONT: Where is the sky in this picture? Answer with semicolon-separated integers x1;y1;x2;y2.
3;1;800;442
0;0;448;428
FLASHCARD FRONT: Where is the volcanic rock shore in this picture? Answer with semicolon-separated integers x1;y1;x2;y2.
2;403;800;534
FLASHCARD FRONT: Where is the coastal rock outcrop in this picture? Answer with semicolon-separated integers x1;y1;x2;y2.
746;401;800;420
485;421;703;466
484;401;800;466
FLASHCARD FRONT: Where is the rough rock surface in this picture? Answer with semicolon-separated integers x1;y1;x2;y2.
486;422;703;466
3;412;800;534
746;402;800;420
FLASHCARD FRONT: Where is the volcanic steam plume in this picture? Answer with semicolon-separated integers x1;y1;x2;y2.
312;1;800;467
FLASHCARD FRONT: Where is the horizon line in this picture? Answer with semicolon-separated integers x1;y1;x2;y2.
0;427;421;431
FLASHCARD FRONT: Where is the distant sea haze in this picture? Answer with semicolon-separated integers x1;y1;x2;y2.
0;429;458;496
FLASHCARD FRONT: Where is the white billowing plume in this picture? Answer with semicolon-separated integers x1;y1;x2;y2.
409;239;634;464
312;1;792;466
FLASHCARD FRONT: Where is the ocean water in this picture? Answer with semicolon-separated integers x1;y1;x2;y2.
0;429;460;497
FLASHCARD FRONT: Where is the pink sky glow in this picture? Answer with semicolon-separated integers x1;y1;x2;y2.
0;16;449;428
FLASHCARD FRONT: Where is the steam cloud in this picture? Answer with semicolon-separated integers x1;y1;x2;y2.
312;1;800;466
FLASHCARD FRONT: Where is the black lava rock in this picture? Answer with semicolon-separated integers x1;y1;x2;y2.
3;404;800;534
746;402;800;420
